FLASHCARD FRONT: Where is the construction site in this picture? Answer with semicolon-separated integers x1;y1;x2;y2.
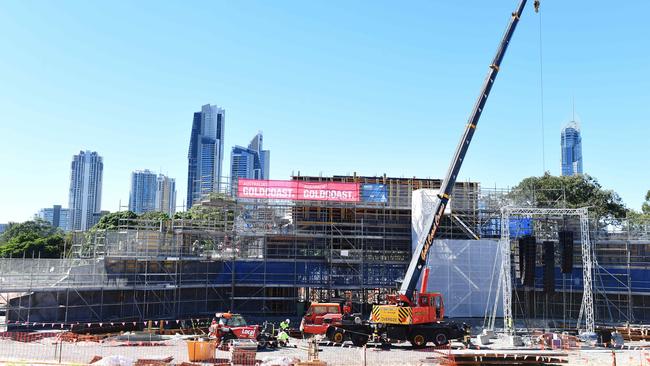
1;175;485;325
2;0;650;365
2;174;650;365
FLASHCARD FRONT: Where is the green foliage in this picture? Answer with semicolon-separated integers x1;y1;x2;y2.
643;190;650;215
138;211;170;221
510;173;627;222
91;211;138;231
0;234;65;258
0;220;65;258
173;194;236;222
0;219;60;243
628;190;650;224
172;211;192;220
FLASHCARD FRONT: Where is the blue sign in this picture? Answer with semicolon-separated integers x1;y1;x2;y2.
361;184;388;203
509;218;533;238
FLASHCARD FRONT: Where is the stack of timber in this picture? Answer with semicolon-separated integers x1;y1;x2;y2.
615;325;650;341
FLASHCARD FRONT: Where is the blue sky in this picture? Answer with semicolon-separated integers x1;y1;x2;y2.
1;1;648;223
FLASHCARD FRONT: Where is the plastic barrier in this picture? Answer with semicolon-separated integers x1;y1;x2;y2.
186;339;217;362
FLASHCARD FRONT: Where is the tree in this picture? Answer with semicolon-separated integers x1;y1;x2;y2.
173;193;236;222
509;173;627;222
627;190;650;224
643;190;650;215
90;211;138;231
0;220;65;258
139;211;170;221
0;234;65;258
0;219;60;243
173;211;192;220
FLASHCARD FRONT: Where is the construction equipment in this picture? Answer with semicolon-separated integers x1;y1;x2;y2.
331;0;538;348
300;301;353;336
209;312;277;350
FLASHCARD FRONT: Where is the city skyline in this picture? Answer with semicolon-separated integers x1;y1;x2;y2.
1;2;648;223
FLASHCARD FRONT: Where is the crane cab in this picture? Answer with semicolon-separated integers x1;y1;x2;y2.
371;291;445;325
412;291;445;324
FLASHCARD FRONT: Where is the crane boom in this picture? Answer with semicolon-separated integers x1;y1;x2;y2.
399;0;532;301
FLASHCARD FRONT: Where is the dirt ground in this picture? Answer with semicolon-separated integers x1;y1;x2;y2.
0;335;648;366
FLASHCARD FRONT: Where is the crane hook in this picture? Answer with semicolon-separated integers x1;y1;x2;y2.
534;0;540;13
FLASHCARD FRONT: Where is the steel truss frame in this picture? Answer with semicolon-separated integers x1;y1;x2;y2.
499;207;594;334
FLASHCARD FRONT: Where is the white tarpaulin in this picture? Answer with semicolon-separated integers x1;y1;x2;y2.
412;189;501;318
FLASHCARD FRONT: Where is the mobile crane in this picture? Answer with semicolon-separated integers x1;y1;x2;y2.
328;0;539;348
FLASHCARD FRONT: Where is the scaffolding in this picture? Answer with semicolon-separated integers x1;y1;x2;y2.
0;176;489;327
2;175;649;330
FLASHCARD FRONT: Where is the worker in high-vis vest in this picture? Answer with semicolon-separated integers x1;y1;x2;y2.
280;319;290;330
278;330;290;347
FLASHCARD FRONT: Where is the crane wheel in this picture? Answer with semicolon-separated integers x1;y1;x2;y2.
433;331;449;346
409;333;427;348
329;329;345;344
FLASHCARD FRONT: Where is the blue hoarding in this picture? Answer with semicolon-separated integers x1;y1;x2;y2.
361;184;387;203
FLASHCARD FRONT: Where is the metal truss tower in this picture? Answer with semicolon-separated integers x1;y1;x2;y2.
499;207;594;334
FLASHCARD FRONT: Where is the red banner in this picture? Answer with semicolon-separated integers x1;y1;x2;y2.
237;179;359;202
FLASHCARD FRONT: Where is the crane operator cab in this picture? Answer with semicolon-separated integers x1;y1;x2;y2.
416;292;445;322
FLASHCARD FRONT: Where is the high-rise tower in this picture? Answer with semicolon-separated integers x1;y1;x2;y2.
561;119;583;176
36;205;70;231
230;131;270;194
155;174;176;216
187;104;225;208
129;170;158;214
68;151;103;231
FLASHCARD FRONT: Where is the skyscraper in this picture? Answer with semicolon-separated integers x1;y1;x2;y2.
36;205;70;231
68;151;103;231
561;119;583;176
230;131;270;194
248;132;270;179
155;174;176;216
129;170;158;214
187;104;225;208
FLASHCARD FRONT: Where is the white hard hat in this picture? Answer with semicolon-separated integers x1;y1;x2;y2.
286;319;290;323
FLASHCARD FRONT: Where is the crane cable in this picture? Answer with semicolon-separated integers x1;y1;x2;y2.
537;3;546;173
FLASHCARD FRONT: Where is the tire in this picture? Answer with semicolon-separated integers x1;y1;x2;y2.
220;333;235;347
409;332;427;349
257;334;269;350
351;334;368;347
432;331;449;346
329;329;345;344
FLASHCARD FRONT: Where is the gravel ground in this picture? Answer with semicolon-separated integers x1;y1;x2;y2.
0;335;648;366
